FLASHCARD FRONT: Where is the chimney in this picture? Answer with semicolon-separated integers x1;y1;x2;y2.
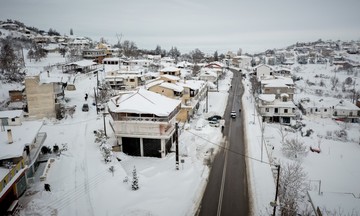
7;129;13;144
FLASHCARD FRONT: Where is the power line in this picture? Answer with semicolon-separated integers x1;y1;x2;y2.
184;130;274;166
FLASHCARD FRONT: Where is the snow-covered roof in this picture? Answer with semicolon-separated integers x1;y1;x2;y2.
159;82;184;92
0;121;43;160
308;191;360;214
253;64;274;70
176;61;193;67
261;76;294;87
200;69;217;77
0;110;23;119
258;94;276;102
160;66;180;72
160;74;180;81
146;79;164;89
65;60;97;67
300;97;360;111
280;93;289;98
178;80;205;90
108;88;181;116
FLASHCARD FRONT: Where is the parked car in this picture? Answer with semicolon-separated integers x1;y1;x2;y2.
207;115;222;121
230;111;237;118
82;103;89;112
209;120;220;127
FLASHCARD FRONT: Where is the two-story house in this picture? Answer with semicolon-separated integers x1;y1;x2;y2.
105;69;146;90
108;89;181;158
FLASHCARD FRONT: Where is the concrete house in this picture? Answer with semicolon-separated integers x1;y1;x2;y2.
24;75;64;119
108;89;181;158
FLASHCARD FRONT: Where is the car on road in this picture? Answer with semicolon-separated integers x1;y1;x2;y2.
82;103;89;112
230;111;237;118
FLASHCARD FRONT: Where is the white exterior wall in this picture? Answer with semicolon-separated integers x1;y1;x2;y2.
304;107;332;118
112;118;176;139
256;65;272;78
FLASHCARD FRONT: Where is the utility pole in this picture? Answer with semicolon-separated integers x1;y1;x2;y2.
94;87;98;114
206;86;209;113
175;123;179;170
103;112;107;136
261;122;265;162
273;165;281;216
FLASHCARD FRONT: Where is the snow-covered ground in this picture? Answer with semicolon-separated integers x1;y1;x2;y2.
2;49;360;215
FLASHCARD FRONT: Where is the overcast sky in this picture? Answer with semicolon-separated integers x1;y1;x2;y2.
1;0;360;53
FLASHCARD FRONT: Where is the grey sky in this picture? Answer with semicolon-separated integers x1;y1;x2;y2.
1;0;360;53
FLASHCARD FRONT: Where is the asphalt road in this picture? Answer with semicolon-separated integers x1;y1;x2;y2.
197;70;249;216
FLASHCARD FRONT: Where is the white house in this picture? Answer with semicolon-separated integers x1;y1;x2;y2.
0;110;24;126
299;97;360;122
258;94;297;124
254;64;274;79
107;89;181;158
232;55;252;70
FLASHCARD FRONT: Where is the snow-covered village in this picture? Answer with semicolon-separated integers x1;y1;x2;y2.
1;11;360;216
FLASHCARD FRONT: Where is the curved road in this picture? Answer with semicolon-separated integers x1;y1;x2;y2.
198;69;249;216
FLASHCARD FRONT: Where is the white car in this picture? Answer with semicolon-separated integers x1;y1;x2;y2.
230;111;237;118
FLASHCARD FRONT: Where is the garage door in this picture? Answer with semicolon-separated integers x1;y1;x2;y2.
143;138;161;158
122;137;141;156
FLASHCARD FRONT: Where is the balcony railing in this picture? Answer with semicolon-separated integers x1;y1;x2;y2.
0;160;25;193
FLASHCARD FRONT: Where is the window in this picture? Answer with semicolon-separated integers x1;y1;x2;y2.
282;97;287;102
265;108;269;112
324;109;327;112
284;109;288;113
11;118;16;122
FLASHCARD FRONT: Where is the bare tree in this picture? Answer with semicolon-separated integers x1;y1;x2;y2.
278;125;289;145
190;48;204;64
279;162;308;216
281;136;307;160
122;40;138;57
331;76;339;90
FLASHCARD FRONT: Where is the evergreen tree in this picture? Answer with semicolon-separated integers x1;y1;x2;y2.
27;49;34;62
154;45;162;55
214;50;219;61
131;166;139;190
0;39;24;82
70;28;73;36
